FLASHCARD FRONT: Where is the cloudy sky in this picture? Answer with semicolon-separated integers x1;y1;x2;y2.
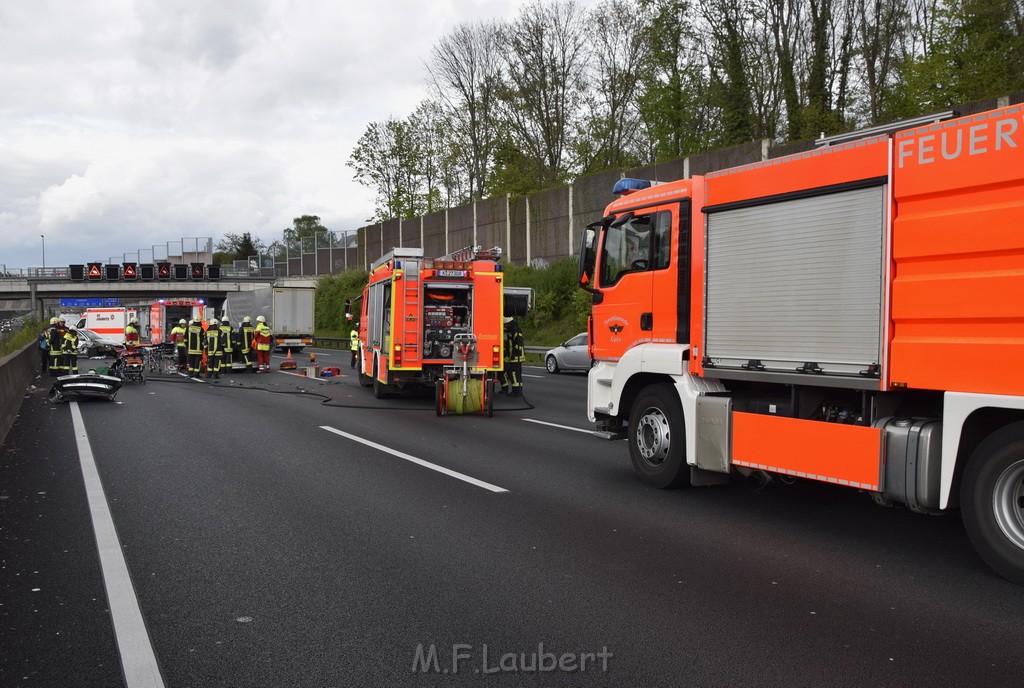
0;0;583;270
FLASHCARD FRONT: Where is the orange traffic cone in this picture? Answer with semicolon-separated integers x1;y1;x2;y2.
280;348;298;370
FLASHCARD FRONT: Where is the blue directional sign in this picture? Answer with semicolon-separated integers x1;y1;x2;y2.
59;297;120;308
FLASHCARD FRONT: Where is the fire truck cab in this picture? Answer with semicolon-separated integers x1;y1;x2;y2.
577;103;1024;582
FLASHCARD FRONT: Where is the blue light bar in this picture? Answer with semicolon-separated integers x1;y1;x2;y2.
612;178;652;195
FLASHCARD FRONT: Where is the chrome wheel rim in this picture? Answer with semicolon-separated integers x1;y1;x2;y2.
546;357;556;372
636;406;671;466
992;459;1024;551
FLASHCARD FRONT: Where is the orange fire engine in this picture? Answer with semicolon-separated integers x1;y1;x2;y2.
577;103;1024;582
358;246;508;410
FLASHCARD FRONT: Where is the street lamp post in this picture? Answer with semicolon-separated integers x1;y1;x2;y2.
40;234;45;272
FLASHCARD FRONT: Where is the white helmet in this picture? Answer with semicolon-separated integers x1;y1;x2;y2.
209;318;219;326
243;316;251;323
130;317;138;324
49;317;58;325
179;318;187;325
256;315;266;323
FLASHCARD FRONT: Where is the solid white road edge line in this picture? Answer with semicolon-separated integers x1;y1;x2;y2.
70;402;165;688
319;425;508;493
522;374;544;378
522;418;594;434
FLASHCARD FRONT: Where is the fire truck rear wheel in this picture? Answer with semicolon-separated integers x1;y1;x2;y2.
435;380;446;416
628;384;690;489
962;422;1024;584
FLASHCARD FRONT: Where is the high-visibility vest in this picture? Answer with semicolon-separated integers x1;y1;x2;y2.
170;326;186;347
48;327;64;356
254;323;272;351
350;330;359;351
124;324;140;345
239;324;254;353
186;324;204;354
62;331;78;353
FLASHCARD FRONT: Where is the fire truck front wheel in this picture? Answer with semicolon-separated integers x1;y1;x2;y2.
962;422;1024;584
628;384;690;489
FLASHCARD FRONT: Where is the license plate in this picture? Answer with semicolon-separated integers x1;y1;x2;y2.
437;269;467;278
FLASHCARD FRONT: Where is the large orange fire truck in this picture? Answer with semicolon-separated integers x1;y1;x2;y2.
357;246;509;408
577;103;1024;582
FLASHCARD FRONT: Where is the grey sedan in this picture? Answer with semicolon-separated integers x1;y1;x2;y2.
544;332;590;373
76;328;120;357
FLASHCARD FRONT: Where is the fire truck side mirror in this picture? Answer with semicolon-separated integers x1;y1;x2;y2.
578;226;599;294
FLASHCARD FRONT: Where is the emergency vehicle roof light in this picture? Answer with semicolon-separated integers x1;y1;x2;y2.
613;178;651;195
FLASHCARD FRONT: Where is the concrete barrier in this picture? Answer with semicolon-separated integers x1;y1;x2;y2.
0;342;39;448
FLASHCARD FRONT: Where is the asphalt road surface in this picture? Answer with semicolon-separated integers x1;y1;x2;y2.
2;347;1024;687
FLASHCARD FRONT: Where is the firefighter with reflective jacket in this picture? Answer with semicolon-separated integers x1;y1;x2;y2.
239;316;256;372
170;318;188;371
186;318;205;378
62;327;80;375
501;317;525;396
48;317;67;375
124;317;141;346
349;324;359;369
206;318;223;381
219;316;234;373
252;315;272;372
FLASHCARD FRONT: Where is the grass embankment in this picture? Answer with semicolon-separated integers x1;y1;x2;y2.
0;320;42;359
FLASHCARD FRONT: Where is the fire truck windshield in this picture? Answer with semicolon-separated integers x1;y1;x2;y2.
600;214;651;287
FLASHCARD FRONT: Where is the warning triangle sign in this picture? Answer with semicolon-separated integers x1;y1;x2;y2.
88;265;102;278
158;264;170;278
124;264;137;278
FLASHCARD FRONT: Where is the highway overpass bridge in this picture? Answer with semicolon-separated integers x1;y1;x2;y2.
0;275;317;317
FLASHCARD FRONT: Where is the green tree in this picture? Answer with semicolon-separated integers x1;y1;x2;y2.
888;0;1024;116
575;0;651;173
349;118;422;222
496;0;589;190
214;231;266;264
636;0;716;161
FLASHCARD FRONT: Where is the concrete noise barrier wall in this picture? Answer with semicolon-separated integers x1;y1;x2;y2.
0;343;39;448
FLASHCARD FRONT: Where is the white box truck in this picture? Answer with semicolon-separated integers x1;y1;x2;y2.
223;286;315;353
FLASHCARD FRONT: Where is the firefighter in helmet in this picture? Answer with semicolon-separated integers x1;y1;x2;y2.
252;315;273;372
501;316;525;396
239;316;256;373
62;327;80;375
186;318;205;378
349;323;359;369
124;316;141;347
219;316;234;373
206;318;222;381
48;317;67;375
170;318;188;371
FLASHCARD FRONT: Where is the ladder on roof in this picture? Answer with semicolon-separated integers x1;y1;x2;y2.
438;246;503;262
399;258;422;368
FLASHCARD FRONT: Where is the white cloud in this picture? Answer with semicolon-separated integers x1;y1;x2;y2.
0;0;595;270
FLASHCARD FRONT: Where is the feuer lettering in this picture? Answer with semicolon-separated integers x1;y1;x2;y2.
898;114;1023;167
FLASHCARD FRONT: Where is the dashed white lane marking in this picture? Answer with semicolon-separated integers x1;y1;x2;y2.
320;426;508;493
522;418;594;434
523;374;544;378
70;403;165;688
